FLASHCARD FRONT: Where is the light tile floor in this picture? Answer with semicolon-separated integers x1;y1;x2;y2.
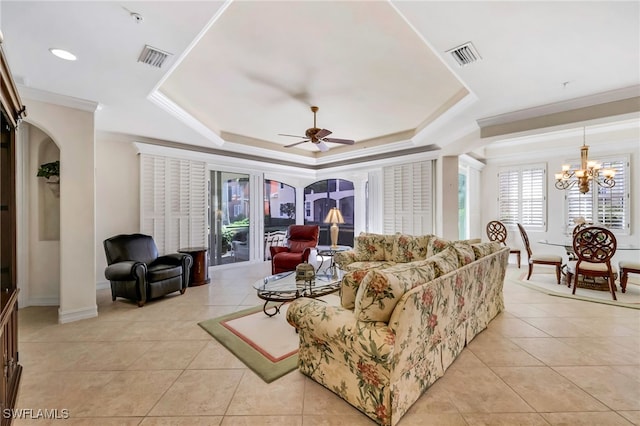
14;263;640;425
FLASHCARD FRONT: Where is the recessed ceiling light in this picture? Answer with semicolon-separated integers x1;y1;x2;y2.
49;48;77;61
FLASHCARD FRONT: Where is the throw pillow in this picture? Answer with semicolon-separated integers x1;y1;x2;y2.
451;241;476;266
427;236;451;258
391;233;430;263
353;233;387;261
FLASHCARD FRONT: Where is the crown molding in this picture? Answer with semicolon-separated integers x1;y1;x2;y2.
147;90;225;146
478;86;640;138
17;84;100;113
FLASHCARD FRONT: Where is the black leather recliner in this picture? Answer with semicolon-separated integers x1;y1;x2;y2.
103;233;193;307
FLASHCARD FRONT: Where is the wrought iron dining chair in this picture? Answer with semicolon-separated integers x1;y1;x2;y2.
567;226;618;300
486;220;521;268
517;223;563;284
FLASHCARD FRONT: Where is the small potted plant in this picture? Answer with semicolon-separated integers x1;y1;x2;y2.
37;160;60;197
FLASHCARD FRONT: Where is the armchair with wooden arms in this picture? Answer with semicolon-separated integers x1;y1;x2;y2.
104;233;193;307
270;225;319;274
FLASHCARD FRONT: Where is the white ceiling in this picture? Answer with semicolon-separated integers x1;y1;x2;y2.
1;1;639;165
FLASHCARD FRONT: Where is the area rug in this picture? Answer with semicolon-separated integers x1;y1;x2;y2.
507;268;640;309
198;304;299;383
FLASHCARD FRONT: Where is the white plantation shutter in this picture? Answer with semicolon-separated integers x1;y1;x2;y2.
141;155;166;251
565;156;629;232
498;164;546;231
521;167;545;227
498;170;519;226
140;154;207;254
382;161;433;234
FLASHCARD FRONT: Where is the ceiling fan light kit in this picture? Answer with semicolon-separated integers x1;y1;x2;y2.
279;106;355;152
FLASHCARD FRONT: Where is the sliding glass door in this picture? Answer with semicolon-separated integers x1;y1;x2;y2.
210;171;251;266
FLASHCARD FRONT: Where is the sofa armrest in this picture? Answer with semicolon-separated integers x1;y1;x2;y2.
154;253;192;289
334;250;357;269
270;246;289;257
287;297;394;361
287;298;357;340
156;253;191;267
104;261;146;281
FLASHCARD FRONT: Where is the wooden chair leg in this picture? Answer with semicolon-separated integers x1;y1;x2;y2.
572;273;578;295
608;274;617;301
527;263;533;280
621;270;628;293
566;271;573;288
517;253;521;268
555;265;561;284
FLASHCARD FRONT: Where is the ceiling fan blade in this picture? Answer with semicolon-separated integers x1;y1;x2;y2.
278;133;306;138
314;129;332;139
316;141;330;152
323;137;355;145
284;140;310;148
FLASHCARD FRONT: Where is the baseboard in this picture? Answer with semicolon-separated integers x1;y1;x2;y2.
58;305;98;324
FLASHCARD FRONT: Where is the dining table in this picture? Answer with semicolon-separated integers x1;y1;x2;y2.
538;239;640;251
538;239;639;289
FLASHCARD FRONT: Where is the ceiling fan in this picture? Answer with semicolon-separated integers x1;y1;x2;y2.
279;106;355;152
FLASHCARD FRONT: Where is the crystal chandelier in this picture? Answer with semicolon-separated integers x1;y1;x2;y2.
554;128;615;194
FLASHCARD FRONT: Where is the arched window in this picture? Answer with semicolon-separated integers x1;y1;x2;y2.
264;179;296;231
304;179;354;247
264;180;296;259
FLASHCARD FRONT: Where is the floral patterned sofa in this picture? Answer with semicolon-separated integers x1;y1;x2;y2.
287;234;508;426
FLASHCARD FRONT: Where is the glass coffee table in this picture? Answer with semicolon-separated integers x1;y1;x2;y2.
253;270;342;317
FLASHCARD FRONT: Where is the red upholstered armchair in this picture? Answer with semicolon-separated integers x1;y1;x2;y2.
270;225;319;274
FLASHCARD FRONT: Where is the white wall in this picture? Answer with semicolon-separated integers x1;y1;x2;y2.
95;133;140;287
23;99;97;323
480;122;640;267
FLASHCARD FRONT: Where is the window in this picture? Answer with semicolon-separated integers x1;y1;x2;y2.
565;156;629;233
459;169;467;240
140;154;207;254
304;179;354;247
383;161;433;235
264;179;295;231
498;163;546;230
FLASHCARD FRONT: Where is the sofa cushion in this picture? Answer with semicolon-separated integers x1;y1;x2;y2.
471;242;502;259
333;250;356;269
427;236;451;258
352;232;391;261
390;234;431;263
341;260;396;273
451;241;476;266
341;269;373;309
355;264;437;322
355;247;462;323
428;246;461;276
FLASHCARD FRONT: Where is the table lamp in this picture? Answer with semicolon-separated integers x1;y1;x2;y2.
324;207;344;249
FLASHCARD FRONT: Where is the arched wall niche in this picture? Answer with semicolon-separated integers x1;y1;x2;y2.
36;135;60;240
24;122;61;307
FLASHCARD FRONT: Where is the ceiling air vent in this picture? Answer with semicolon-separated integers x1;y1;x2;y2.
137;45;172;69
446;42;481;67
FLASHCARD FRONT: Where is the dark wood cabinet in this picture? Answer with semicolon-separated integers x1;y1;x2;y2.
0;37;26;424
179;247;210;286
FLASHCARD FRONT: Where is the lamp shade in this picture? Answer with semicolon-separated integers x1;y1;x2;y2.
323;207;344;224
